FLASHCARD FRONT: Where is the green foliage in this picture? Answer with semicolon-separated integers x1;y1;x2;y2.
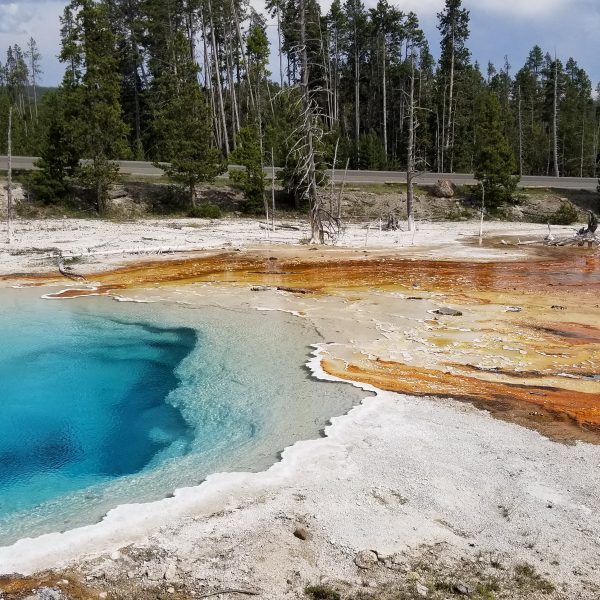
230;126;266;214
357;132;387;170
56;0;130;213
305;585;341;600
188;203;221;219
474;92;520;207
548;200;578;225
146;3;225;207
25;90;80;204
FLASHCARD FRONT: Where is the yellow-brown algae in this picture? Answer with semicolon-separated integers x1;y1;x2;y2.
3;247;598;443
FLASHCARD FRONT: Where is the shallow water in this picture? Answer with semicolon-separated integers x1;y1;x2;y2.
0;287;365;545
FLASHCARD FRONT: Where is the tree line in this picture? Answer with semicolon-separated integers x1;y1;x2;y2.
1;0;599;219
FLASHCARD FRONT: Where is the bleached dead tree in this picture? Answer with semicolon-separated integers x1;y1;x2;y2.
6;106;13;245
284;0;341;244
406;47;417;233
552;56;560;178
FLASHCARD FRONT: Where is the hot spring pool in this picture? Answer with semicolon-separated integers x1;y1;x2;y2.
0;287;364;546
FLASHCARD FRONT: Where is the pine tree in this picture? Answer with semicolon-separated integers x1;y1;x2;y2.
143;0;226;207
59;0;130;214
230;126;267;214
27;91;80;204
436;0;470;172
474;92;519;207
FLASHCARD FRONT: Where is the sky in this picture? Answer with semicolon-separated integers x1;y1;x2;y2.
0;0;598;89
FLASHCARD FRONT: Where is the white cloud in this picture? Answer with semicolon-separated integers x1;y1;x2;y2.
0;1;64;82
0;3;28;33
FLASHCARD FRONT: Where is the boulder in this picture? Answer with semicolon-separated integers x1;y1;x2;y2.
432;307;463;317
354;550;379;570
433;179;457;198
293;526;309;541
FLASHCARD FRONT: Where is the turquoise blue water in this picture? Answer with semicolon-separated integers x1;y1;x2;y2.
0;291;198;532
0;287;364;545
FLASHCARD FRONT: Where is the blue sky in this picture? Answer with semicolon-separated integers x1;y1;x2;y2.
0;0;598;89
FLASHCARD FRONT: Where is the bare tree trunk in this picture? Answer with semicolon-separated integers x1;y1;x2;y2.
300;0;323;244
381;33;387;161
277;4;284;88
333;29;339;123
201;10;221;148
207;0;229;157
6;106;13;244
256;63;268;227
478;182;485;246
580;113;586;178
445;31;455;160
518;85;523;177
440;82;446;172
354;27;360;163
330;137;339;214
271;148;276;231
230;0;256;112
593;117;600;178
406;53;416;233
225;21;240;143
553;58;560;178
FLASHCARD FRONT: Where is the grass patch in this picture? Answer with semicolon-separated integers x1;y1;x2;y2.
305;584;342;600
514;563;555;594
188;203;222;219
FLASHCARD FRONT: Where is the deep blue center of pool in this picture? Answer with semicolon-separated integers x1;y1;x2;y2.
0;296;196;519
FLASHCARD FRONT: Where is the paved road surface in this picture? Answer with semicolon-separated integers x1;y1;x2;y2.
2;156;597;191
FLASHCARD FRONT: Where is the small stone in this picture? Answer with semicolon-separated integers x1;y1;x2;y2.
167;587;175;594
98;593;108;600
453;582;472;596
416;583;429;597
110;551;121;561
432;307;463;317
127;571;135;579
354;550;379;570
293;527;309;541
164;564;177;581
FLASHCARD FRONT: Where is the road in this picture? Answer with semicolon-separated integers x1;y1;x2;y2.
2;156;598;191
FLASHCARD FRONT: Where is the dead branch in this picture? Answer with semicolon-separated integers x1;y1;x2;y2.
57;256;87;282
197;589;260;598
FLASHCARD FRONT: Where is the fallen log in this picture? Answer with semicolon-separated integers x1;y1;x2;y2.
58;258;87;282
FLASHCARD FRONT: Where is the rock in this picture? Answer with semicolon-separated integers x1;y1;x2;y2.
433;179;457;198
164;564;178;581
432;307;463;317
416;583;429;597
110;551;121;561
98;593;108;600
108;186;128;200
293;526;309;541
453;582;472;596
167;587;175;594
354;550;379;570
24;589;65;600
145;565;166;581
504;306;522;313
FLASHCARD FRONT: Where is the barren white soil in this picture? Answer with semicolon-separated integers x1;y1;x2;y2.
0;217;579;275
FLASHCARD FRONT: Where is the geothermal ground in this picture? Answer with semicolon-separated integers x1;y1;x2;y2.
0;218;598;600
